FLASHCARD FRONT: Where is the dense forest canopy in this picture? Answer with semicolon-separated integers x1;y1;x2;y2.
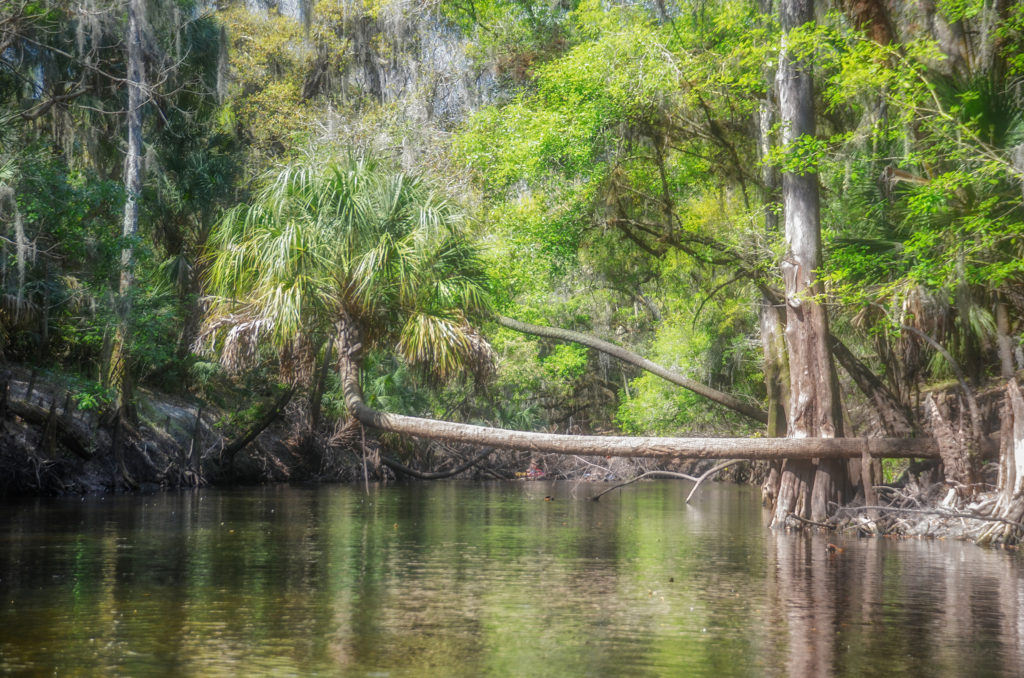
2;0;1024;531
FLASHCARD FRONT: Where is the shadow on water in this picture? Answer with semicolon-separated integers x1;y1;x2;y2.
0;481;1021;676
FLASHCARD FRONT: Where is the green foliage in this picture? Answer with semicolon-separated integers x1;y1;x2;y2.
72;382;115;412
219;5;326;157
441;0;577;78
202;154;494;382
615;301;761;435
936;0;983;22
542;343;588;381
3;0;1024;446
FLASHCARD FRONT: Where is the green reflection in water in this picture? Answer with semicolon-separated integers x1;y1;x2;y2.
1;481;1022;677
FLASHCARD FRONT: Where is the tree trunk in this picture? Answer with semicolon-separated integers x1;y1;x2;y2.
839;0;897;46
108;0;145;420
310;336;334;431
221;387;295;465
338;312;938;461
976;379;1024;545
830;336;915;437
759;299;789;505
772;0;850;527
754;12;787;503
495;315;769;424
996;299;1015;380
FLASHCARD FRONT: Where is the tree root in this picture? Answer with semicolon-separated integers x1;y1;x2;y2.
834;504;1024;529
380;447;495;479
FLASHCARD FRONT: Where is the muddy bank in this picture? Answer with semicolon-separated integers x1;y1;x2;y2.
0;367;653;496
0;367;332;496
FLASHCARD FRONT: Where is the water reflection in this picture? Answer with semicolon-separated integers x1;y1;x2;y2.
767;527;1024;677
0;482;1021;676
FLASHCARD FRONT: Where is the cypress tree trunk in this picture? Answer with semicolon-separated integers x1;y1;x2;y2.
976;379;1024;545
771;0;850;527
996;299;1015;380
108;0;145;420
760;299;789;504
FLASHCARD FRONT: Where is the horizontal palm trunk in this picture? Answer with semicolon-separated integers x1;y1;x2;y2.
337;332;936;461
495;315;769;425
352;406;938;459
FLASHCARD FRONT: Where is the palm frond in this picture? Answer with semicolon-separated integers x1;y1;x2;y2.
202;154;495;383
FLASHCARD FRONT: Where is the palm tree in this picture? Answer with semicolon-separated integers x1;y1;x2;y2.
200;154;494;395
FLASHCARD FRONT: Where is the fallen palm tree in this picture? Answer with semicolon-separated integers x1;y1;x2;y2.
338;330;936;461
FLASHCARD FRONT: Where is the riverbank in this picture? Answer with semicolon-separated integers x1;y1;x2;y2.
3;364;1022;548
0;366;659;496
0;366;305;495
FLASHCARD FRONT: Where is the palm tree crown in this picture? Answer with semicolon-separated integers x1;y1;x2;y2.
200;155;493;381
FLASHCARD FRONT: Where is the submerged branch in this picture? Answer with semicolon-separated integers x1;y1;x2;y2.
686;459;740;503
589;459;741;502
591;470;700;501
380;447;495;479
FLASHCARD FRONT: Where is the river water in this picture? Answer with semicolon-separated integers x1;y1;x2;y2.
1;481;1021;676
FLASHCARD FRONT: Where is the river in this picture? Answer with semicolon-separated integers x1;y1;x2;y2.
1;481;1021;676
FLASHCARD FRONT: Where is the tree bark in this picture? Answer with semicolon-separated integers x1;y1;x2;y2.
839;0;897;46
772;0;850;527
996;299;1015;381
310;336;334;431
755;11;786;504
760;300;789;504
925;393;976;489
495;315;768;424
976;379;1024;545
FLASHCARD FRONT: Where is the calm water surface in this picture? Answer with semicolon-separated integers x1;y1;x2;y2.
1;481;1022;676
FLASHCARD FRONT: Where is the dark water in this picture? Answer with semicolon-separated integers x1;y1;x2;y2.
1;481;1021;677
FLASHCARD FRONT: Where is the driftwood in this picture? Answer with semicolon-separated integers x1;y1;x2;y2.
7;397;94;460
835;505;1024;531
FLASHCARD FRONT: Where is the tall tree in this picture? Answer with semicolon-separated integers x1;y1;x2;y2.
201;156;495;395
770;0;849;527
108;0;146;419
